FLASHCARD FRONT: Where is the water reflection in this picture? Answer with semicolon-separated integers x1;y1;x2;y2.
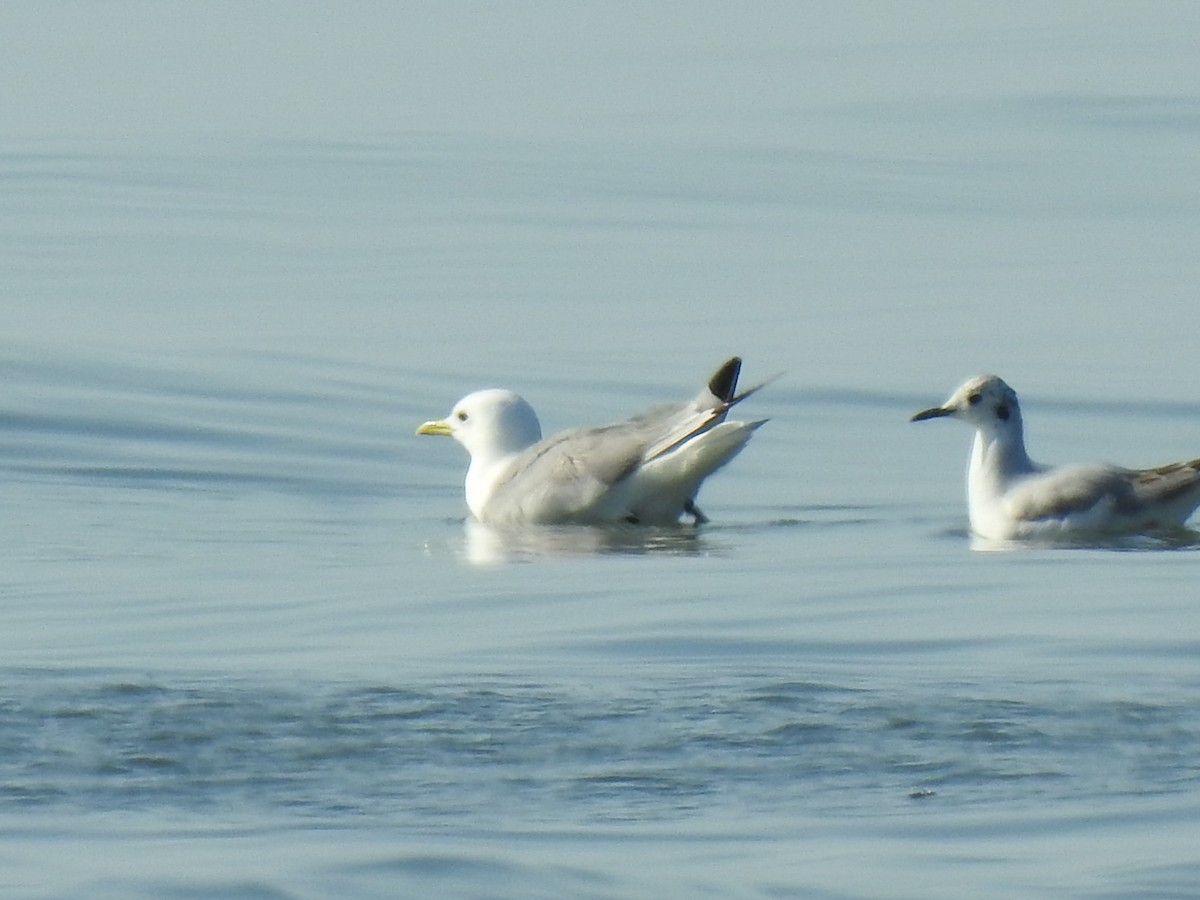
969;527;1200;552
460;518;717;564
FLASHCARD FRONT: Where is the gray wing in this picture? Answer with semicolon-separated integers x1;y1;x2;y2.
481;357;771;523
483;421;650;522
1009;458;1200;522
1128;457;1200;508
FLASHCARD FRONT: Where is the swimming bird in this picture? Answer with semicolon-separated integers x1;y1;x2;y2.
911;374;1200;541
416;357;768;526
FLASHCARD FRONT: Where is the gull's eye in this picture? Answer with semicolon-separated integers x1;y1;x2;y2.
456;411;468;421
967;392;982;406
995;403;1010;422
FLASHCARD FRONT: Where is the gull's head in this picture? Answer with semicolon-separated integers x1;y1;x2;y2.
416;388;542;461
911;375;1022;435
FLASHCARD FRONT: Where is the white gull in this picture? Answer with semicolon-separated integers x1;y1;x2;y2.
417;357;768;526
911;374;1200;542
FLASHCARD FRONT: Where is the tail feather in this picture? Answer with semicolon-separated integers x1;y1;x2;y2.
628;419;765;523
679;419;767;477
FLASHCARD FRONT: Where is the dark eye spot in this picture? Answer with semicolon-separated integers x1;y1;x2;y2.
967;392;982;406
995;403;1010;421
456;411;468;421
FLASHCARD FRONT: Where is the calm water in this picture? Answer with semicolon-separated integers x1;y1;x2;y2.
4;5;1200;898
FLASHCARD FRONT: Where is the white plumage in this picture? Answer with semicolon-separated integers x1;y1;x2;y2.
912;374;1200;542
417;357;768;526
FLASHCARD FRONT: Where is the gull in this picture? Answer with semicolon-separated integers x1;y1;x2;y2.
416;357;768;526
911;374;1200;541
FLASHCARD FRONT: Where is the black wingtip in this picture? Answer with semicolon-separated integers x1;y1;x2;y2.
708;357;743;403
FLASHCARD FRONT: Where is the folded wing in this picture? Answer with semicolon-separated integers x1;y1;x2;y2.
1009;458;1200;528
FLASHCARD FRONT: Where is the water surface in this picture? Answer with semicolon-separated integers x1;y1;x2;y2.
3;4;1200;898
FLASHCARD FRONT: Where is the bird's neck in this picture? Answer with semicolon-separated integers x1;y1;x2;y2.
968;423;1036;503
464;451;518;520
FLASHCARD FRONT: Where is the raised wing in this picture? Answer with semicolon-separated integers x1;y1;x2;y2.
637;357;774;461
480;357;771;524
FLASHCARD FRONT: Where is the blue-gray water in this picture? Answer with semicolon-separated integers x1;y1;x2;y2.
4;4;1200;898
